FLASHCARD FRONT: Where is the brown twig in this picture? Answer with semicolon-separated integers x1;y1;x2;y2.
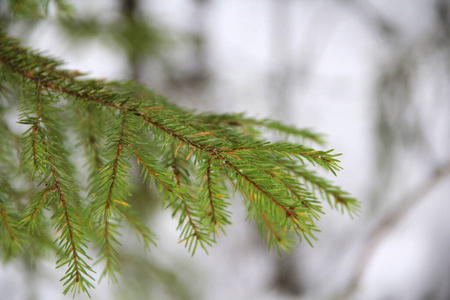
339;159;450;299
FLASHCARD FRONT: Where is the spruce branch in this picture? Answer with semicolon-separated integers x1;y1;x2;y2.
18;80;49;178
228;176;302;253
0;194;23;257
46;126;95;296
0;30;358;295
133;149;213;254
0;34;334;174
199;112;326;145
43;135;94;296
197;156;232;236
277;159;360;216
90;110;134;282
225;159;319;250
51;168;95;296
223;142;342;174
167;142;194;188
172;150;182;187
260;212;294;252
21;184;56;233
16;79;95;294
74;103;105;173
86;105;103;170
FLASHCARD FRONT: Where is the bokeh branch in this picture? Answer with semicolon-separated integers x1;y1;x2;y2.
339;159;450;299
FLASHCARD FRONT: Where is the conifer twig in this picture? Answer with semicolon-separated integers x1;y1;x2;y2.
0;31;358;296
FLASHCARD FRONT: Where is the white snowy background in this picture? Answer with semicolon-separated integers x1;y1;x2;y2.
2;0;450;299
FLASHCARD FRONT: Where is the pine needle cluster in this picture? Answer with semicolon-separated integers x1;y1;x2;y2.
0;30;359;296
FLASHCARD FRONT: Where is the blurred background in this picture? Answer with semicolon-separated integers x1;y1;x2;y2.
1;0;450;299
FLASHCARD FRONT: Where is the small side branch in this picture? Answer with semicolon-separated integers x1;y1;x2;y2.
339;159;450;298
87;104;102;170
206;156;217;226
134;150;212;254
0;205;17;244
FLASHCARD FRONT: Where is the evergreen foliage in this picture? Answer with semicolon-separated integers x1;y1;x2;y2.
0;27;359;297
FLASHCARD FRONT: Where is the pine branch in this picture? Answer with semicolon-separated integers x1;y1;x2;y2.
21;184;56;233
45;136;95;296
18;80;49;178
168;143;194;189
277;159;360;216
90;110;132;282
0;193;23;257
0;35;350;221
133;149;214;254
134;114;342;249
197;156;232;236
223;142;342;174
74;103;105;172
222;154;320;250
47;133;95;296
0;30;358;295
172;151;182;187
0;34;338;177
199;112;326;145
259;212;297;253
16;81;95;295
51;165;95;296
228;175;299;252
